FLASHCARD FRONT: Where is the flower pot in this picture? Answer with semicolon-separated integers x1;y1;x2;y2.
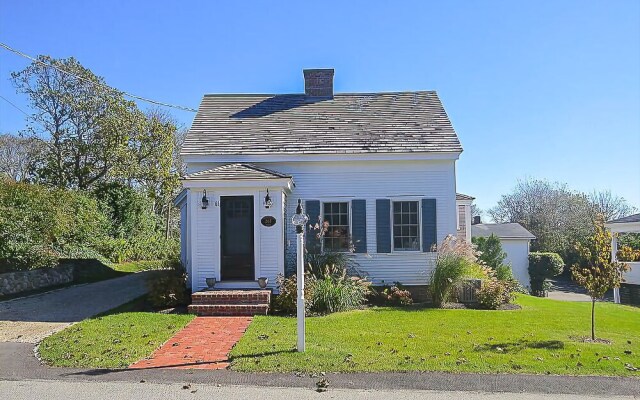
206;277;216;289
258;277;269;289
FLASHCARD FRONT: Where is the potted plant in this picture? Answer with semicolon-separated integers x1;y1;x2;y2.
206;277;216;289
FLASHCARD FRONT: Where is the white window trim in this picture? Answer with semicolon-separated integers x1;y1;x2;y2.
320;200;353;253
390;198;422;253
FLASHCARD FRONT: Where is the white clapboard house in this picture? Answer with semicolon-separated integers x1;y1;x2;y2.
176;69;468;312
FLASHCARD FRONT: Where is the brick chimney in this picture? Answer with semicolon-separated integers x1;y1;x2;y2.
303;69;334;98
473;216;481;225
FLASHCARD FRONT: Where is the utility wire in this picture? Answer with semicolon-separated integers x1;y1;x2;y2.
0;42;197;112
0;94;30;118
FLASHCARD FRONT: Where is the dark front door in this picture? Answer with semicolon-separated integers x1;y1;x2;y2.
220;196;255;281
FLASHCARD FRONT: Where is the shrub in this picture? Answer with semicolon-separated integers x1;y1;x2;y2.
495;264;514;281
274;266;370;315
430;235;480;307
0;180;109;272
618;245;640;262
472;234;507;270
376;284;413;306
476;279;516;310
310;266;370;314
528;252;564;296
147;260;190;308
273;273;315;314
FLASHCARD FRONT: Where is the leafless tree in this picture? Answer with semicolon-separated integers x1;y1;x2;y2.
588;190;636;222
0;133;44;181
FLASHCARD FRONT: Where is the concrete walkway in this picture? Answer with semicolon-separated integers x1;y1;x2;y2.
129;317;252;370
0;272;153;343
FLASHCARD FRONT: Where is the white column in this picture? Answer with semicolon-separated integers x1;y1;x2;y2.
612;233;620;304
296;231;306;352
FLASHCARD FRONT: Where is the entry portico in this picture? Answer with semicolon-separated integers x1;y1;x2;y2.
176;163;294;292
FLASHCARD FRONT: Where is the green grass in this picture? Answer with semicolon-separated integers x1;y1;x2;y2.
109;260;172;273
230;295;640;376
39;298;194;369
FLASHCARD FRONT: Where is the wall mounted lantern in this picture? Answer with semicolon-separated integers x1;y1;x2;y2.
264;189;273;209
201;189;209;209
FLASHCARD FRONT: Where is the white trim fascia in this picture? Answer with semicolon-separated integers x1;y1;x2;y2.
606;222;640;233
182;178;294;191
456;199;473;206
183;151;461;164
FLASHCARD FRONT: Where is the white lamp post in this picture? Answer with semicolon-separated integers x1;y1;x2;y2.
291;199;308;352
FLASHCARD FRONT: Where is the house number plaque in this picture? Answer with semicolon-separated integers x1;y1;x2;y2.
261;216;277;227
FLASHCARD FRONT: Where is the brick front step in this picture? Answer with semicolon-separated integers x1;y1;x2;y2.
188;304;270;316
191;290;271;306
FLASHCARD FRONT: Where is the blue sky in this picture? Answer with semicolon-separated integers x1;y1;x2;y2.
1;1;639;212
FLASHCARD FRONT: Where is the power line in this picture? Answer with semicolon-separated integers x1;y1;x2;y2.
0;42;197;113
0;94;30;118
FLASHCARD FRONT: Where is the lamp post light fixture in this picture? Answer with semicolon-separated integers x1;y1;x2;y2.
291;199;308;352
201;189;209;209
264;189;273;209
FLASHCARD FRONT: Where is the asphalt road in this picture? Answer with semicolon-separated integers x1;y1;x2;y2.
1;379;637;400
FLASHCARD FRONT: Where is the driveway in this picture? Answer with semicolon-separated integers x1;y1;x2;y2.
0;272;153;343
547;276;614;302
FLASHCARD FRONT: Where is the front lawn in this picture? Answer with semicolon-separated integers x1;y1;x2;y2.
230;295;640;376
39;298;194;368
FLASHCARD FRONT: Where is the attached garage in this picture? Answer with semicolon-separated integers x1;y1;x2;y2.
471;223;536;289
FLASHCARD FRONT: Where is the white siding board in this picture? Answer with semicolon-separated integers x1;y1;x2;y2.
500;238;531;288
185;159;458;288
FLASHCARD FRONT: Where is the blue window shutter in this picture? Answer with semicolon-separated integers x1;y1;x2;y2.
422;198;437;252
351;200;367;253
305;200;321;254
376;199;391;253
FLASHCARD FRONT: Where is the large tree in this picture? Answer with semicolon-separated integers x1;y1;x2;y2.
488;178;594;265
119;109;185;237
11;56;143;189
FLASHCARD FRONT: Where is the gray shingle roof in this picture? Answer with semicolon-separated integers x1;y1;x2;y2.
181;92;462;156
607;213;640;224
182;163;291;181
456;193;475;201
471;223;536;240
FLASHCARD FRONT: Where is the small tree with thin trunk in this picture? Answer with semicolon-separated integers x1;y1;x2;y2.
571;216;629;340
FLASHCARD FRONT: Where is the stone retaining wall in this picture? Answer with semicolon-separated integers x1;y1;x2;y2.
0;265;74;296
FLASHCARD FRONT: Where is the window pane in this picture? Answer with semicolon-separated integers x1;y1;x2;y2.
323;202;350;251
392;201;420;251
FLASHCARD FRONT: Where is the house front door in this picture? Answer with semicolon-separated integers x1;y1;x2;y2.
220;196;255;281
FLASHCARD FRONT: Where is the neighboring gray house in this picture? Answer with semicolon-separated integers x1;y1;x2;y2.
471;222;536;288
175;69;464;298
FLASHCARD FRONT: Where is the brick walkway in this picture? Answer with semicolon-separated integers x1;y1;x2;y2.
129;316;252;370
